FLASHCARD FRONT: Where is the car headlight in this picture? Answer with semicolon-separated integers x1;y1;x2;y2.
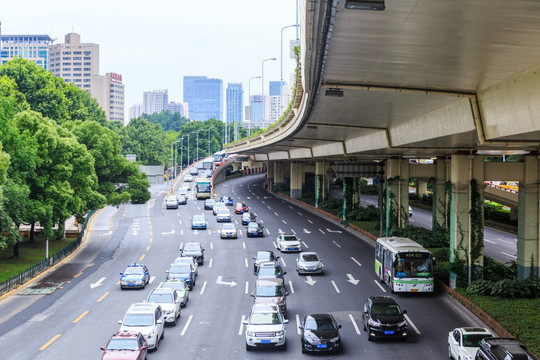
298;264;307;270
247;331;255;336
330;336;340;342
147;331;154;339
368;319;380;327
463;357;472;360
398;320;407;327
275;330;284;336
136;280;143;285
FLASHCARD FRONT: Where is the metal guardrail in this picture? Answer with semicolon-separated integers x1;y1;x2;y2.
0;209;97;295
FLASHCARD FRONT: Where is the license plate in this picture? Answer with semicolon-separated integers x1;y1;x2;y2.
289;248;296;250
384;330;394;335
411;289;418;292
316;344;327;348
128;283;134;286
260;340;270;344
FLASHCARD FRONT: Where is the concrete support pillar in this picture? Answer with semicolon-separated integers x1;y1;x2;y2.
433;158;450;230
417;181;428;196
290;162;303;199
385;159;410;229
267;161;275;190
353;178;361;210
517;156;540;278
315;161;327;208
449;155;485;288
342;177;354;220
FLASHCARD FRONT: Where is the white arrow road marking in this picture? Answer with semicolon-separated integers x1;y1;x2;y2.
374;279;387;292
288;281;295;294
326;228;343;233
161;230;175;235
216;276;237;287
331;280;340;293
200;281;208;295
90;277;106;289
303;229;311;234
404;314;421;334
351;257;362;267
239;315;246;335
349;314;361;335
132;230;139;236
180;315;193;336
302;241;309;248
305;276;316;286
296;314;302;334
346;274;359;285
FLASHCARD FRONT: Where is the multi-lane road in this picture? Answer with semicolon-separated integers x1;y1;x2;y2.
0;173;491;359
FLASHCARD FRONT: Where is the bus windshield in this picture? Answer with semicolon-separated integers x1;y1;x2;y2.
394;252;432;278
196;182;211;192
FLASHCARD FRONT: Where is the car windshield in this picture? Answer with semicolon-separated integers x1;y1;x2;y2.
217;209;229;215
248;223;259;229
123;267;144;275
193;215;205;221
250;312;281;325
106;339;139;351
371;304;402;316
256;285;284;297
305;317;335;331
394;252;433;278
170;265;191;273
184;244;200;251
283;235;298;241
206;199;215;205
463;334;492;347
222;224;235;230
257;252;272;261
174;258;192;264
123;314;154;327
148;293;173;303
302;254;319;262
167;197;176;202
161;282;187;290
258;267;282;276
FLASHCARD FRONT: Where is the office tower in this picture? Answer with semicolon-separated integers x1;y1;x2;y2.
169;101;189;118
226;83;243;123
48;33;99;91
129;104;143;122
265;95;281;124
143;90;169;115
183;76;223;121
0;27;54;69
249;95;265;126
269;81;286;96
91;72;124;123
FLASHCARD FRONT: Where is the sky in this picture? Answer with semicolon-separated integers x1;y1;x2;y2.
1;0;300;122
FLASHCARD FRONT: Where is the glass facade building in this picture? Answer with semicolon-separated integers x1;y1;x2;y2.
269;81;286;96
226;83;243;123
0;34;54;69
183;76;223;121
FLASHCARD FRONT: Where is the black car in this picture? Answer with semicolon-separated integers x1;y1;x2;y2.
362;296;407;341
246;222;264;237
475;338;536;360
299;314;342;353
180;242;205;265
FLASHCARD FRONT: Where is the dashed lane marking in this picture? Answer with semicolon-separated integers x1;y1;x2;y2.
331;281;340;293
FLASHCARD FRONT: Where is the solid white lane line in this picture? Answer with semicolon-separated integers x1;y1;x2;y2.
245;258;248;267
374;280;387;293
209;258;213;268
308;220;313;224
351;257;362;267
332;241;341;248
349;314;361;335
296;314;301;335
200;281;207;295
288;281;295;294
242;241;246;249
245;281;249;294
281;258;287;267
180;315;193;336
404;314;421;334
302;241;309;249
484;239;495;244
239;315;246;335
496;237;515;245
501;251;517;259
319;229;325;234
291;229;296;234
274;212;279;216
331;281;340;293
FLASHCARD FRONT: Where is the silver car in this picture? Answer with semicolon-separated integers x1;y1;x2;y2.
296;252;324;275
220;223;238;239
165;196;178;209
213;202;227;215
216;208;232;222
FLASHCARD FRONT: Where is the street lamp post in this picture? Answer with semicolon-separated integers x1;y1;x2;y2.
281;24;299;114
248;76;261;136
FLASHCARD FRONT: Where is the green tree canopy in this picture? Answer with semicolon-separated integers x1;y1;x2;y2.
118;117;165;165
143;110;189;132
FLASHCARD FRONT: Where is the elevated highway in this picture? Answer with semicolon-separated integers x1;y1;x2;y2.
226;1;540;280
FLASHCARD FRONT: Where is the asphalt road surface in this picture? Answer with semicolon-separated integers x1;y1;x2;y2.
0;174;492;360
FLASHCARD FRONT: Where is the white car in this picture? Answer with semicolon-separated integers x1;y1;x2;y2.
216;208;232;222
181;183;191;191
146;287;181;326
276;234;302;252
213;202;227;215
165;196;178;209
244;303;288;351
296;252;324;275
220;223;238;238
118;303;164;350
174;256;198;276
184;175;193;182
409;205;413;217
448;327;493;360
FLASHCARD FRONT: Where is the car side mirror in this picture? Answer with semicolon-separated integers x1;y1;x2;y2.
157;319;163;324
165;270;169;273
296;258;299;262
250;293;255;298
285;292;290;296
119;273;123;276
402;310;407;314
283;272;287;275
118;320;122;324
100;346;106;351
283;319;289;324
140;346;147;351
242;320;248;325
298;325;303;329
202;249;205;251
338;324;342;329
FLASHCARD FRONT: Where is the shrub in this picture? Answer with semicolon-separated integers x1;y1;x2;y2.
319;199;342;210
349;205;379;221
484;256;516;281
434;261;450;285
490;278;531;298
430;247;450;262
389;225;449;248
273;183;289;194
467;279;494;296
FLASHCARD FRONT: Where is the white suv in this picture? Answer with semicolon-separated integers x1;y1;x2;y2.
118;303;165;350
146;287;181;326
244;303;288;351
276;234;302;252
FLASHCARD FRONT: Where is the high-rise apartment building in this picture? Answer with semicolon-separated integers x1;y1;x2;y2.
129;104;143;122
91;72;124;123
226;83;243;124
0;29;54;69
169;101;189;118
48;33;99;91
143;90;169;115
183;76;223;121
265;95;282;123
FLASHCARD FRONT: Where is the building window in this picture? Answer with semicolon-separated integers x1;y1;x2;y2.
73;62;82;66
73;51;82;55
73;56;82;60
73;73;82;77
84;73;91;77
62;68;71;72
84;68;91;71
74;79;82;82
84;79;91;82
73;68;81;71
84;51;91;55
62;51;71;55
83;84;91;88
84;62;91;65
84;57;91;60
62;57;71;60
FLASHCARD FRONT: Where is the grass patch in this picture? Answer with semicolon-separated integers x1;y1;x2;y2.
350;220;380;237
0;236;75;283
462;293;540;357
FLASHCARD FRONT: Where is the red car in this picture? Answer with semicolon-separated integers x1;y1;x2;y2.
235;202;248;214
101;331;148;360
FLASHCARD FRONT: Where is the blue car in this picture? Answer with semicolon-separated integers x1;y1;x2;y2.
191;214;207;230
221;196;234;206
120;263;150;289
166;264;196;290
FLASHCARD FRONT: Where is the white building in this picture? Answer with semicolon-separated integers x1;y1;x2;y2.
143;90;169;115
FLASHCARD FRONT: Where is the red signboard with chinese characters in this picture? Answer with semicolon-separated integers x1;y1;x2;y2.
110;72;122;84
